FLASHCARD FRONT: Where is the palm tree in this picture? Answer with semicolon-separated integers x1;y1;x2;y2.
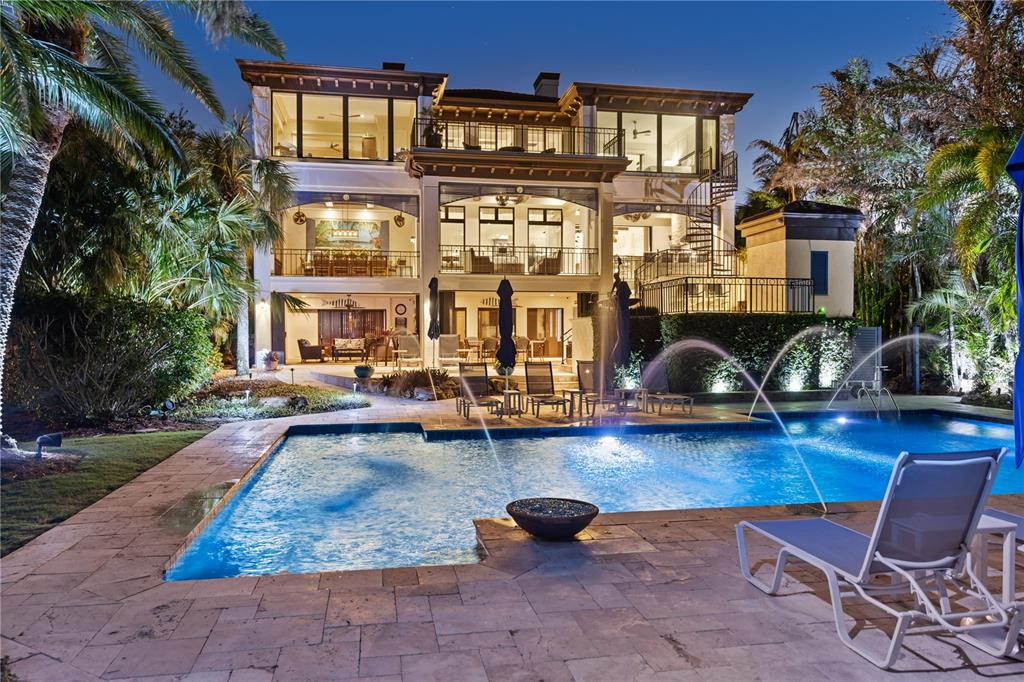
195;116;295;375
748;112;812;203
0;1;283;445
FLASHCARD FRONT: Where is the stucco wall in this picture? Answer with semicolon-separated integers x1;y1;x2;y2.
785;239;855;317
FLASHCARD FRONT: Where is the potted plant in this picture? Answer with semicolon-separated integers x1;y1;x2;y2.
257;348;279;371
420;106;445;148
353;364;375;380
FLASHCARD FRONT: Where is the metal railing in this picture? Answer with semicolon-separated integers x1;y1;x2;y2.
639;276;815;314
273;249;419;278
633;239;745;284
413;119;624;157
439;244;598;276
613;255;645;283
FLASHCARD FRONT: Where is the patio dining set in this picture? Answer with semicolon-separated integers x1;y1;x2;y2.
455;358;695;420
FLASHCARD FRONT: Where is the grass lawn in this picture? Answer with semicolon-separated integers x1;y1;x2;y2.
2;430;209;556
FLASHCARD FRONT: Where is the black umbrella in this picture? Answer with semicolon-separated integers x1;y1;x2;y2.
427;277;440;341
610;274;632;367
496;278;516;371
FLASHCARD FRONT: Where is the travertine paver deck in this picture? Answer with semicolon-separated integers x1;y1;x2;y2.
1;395;1021;681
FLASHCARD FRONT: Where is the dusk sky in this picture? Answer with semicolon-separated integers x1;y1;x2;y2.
146;1;958;195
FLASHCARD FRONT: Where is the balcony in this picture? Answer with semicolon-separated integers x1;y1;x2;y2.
273;249;419;278
406;120;630;182
639;276;815;314
440;245;598;276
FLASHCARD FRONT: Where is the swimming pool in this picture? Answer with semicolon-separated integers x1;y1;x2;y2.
166;412;1023;580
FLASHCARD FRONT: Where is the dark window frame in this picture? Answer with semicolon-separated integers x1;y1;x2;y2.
604;110;720;174
270;90;417;162
811;250;829;296
527;208;563;247
479;206;515;247
440;206;466;246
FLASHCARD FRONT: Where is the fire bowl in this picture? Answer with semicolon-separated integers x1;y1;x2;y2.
506;497;599;540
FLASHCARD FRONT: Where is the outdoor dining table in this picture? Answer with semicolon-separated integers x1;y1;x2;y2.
562;388;586;418
615;387;648;413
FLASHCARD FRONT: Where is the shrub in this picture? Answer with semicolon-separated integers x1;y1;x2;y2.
656;314;857;393
376;368;459;399
5;294;219;426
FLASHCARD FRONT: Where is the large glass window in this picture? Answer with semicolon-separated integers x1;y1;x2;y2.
528;208;563;249
393;99;416;156
661;115;697;174
702;118;718;171
479;207;514;246
348;97;389;160
440;206;464;246
623;113;658;172
301;95;343;159
271;92;298;157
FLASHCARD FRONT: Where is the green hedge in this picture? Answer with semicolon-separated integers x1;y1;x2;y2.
653;313;857;393
5;294;219;426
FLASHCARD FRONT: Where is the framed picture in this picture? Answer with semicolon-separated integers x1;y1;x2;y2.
314;220;381;250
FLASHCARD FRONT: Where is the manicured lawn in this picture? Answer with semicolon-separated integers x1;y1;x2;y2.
2;430;209;556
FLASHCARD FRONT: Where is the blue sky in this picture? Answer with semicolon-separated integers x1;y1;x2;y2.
147;1;957;195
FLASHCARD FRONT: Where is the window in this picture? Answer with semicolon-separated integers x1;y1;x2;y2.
270;91;416;161
661;115;697;174
702;118;718;171
301;95;343;159
478;308;499;339
597;109;719;173
811;251;829;295
393;99;416;156
440;206;465;246
271;92;297;157
623;113;658;172
479;207;514;246
348;97;389;160
527;208;563;249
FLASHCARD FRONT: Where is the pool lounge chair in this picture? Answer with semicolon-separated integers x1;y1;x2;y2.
438;334;461;366
456;362;501;420
524;361;569;417
737;448;1022;669
393;334;423;368
576;360;621;415
641;361;694;416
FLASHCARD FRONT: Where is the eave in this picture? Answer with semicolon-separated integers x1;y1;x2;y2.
567;82;753;115
405;149;629;183
237;59;448;102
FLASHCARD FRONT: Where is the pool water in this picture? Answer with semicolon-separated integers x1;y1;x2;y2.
166;414;1023;580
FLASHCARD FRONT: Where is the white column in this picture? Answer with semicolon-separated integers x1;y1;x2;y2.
720;114;736;155
253;244;273;357
419;176;440;364
252;86;271;159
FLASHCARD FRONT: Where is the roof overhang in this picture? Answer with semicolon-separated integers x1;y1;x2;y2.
237;59;448;102
568;83;752;115
405;149;629;183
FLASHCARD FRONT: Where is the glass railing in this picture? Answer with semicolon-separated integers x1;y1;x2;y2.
413;119;624;157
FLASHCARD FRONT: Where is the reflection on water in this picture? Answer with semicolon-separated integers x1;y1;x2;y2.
166;414;1021;580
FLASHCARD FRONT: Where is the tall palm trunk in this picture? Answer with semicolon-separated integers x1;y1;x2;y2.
0;109;71;447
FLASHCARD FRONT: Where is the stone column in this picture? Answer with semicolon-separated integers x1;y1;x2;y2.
598;182;615;294
719;114;736;155
253;244;273;357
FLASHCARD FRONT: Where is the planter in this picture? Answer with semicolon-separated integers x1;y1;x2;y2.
263;354;279;371
506;497;599;540
354;365;375;380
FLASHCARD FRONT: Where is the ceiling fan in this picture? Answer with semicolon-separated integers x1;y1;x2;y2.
631;120;651;139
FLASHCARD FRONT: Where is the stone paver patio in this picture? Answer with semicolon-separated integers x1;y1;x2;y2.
2;394;1022;680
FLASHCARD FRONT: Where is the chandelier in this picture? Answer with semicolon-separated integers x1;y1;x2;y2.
495;193;530;207
623;211;651;222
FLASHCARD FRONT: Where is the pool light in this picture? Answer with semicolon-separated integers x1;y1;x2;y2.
837;416;848;425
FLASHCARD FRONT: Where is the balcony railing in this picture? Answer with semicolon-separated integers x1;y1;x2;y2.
634;243;745;283
640;277;815;314
273;249;419;278
440;245;598;276
413;119;624;157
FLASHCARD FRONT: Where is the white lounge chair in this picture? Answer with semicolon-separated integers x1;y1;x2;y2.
737;448;1022;669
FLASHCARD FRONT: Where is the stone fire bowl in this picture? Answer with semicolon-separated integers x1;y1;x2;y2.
506;497;599;540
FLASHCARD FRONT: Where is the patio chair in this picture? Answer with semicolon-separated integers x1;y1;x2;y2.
332;337;366;363
438;334;461;366
296;338;324;363
393;334;423;368
456;362;501;420
576;360;621;415
468;248;494;274
524;361;569;417
513;335;530;360
480;336;498;360
737;448;1022;669
641;361;693;415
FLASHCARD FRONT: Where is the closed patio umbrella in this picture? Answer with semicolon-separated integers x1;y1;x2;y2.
1007;134;1024;468
610;273;632;368
496;279;516;378
427;276;440;367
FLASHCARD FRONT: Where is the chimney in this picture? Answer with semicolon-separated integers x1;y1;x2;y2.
533;72;560;98
382;62;406;71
